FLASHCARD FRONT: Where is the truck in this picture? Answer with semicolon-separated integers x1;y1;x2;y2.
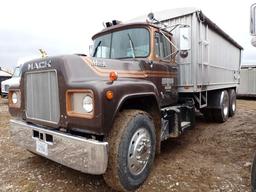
1;64;22;98
1;55;41;98
0;68;12;97
9;8;242;191
237;65;256;98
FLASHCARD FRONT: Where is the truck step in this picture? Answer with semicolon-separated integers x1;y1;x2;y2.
181;121;191;131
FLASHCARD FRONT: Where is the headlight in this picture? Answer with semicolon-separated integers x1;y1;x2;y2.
8;90;21;108
12;92;18;104
82;95;93;113
66;90;94;118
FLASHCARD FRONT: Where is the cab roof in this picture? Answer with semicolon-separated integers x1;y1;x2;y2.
92;22;165;40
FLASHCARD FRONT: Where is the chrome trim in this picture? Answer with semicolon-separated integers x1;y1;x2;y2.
10;119;108;175
128;128;151;176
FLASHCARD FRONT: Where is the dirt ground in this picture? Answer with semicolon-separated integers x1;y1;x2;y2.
0;98;256;192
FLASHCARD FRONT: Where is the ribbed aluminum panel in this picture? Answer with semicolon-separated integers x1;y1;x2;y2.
162;12;241;93
25;70;60;124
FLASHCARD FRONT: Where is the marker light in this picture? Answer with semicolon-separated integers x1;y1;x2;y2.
106;90;114;100
109;71;118;82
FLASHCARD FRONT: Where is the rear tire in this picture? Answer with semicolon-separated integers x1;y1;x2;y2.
213;90;229;123
202;108;214;122
228;89;236;117
103;110;156;191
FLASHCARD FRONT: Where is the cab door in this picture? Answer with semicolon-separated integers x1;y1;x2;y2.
150;31;178;107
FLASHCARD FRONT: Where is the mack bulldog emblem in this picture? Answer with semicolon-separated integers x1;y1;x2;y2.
27;60;52;70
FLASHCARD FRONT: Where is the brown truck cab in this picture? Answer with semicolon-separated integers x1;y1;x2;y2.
9;20;195;191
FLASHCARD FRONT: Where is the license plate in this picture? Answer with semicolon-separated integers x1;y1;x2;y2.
36;140;48;156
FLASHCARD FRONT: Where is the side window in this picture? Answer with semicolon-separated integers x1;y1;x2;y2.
154;32;172;60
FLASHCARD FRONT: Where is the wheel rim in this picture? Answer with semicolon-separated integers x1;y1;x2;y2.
127;128;152;176
224;106;228;116
222;92;229;117
232;100;236;112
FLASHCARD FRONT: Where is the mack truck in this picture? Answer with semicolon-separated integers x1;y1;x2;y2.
9;8;242;191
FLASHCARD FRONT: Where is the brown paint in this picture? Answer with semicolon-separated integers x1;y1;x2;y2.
9;22;178;136
81;57;176;78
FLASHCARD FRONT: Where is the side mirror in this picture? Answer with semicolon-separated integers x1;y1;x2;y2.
250;3;256;36
179;26;191;51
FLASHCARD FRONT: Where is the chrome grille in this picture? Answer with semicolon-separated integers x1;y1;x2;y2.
25;70;60;124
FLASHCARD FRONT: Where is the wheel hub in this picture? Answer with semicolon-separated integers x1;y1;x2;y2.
222;92;229;116
128;128;151;175
224;106;228;116
232;101;236;112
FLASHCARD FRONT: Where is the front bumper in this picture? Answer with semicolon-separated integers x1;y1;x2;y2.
10;119;108;175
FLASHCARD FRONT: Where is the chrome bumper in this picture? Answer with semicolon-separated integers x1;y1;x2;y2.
10;119;108;175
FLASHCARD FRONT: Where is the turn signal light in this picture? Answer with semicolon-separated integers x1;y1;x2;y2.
106;90;114;100
109;71;118;82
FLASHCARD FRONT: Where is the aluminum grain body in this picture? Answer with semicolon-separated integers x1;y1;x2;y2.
10;119;108;175
131;8;242;93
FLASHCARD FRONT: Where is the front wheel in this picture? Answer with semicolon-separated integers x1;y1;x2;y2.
104;110;156;191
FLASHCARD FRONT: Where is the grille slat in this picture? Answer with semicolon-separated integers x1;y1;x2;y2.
25;70;60;124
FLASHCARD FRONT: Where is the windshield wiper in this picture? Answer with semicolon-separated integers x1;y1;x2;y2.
127;33;136;58
93;41;102;57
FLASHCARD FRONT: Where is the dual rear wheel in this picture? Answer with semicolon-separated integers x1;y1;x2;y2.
202;89;236;123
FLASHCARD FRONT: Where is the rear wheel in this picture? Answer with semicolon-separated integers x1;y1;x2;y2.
228;89;236;117
103;110;156;191
213;90;229;123
202;108;214;122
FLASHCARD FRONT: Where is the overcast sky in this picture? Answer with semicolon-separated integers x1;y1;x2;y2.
0;0;255;71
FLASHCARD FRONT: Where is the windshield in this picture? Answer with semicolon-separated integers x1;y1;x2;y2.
12;67;21;77
93;28;150;59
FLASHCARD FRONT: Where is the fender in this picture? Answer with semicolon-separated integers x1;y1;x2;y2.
101;80;161;135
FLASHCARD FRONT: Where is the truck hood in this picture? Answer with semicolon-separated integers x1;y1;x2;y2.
21;55;148;83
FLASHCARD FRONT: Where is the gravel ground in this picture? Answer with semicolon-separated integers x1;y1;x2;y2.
0;98;256;192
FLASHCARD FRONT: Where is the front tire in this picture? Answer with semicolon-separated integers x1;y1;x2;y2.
103;110;156;191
